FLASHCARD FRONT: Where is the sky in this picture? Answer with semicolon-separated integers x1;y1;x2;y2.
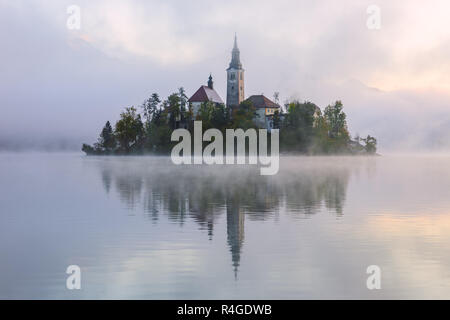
1;0;450;151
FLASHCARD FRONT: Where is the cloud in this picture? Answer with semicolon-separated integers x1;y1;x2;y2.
0;0;450;151
72;1;203;65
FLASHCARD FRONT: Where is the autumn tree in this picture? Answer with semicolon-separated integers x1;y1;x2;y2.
115;107;144;153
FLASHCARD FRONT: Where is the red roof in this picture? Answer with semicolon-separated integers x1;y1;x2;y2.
188;86;224;104
246;95;280;109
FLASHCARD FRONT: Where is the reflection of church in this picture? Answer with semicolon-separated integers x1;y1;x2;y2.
97;159;351;278
226;196;245;279
188;35;281;130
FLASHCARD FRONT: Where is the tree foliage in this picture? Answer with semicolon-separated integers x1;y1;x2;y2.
99;121;116;153
82;90;377;156
115;107;144;153
281;101;319;152
361;135;377;154
141;93;161;124
231;100;257;130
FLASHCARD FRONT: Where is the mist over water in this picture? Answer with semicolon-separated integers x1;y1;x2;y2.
1;153;450;299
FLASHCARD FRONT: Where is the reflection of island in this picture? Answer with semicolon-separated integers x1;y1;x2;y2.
96;157;366;276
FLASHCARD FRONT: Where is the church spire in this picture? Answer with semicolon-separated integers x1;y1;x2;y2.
229;33;242;69
226;34;244;107
207;74;213;89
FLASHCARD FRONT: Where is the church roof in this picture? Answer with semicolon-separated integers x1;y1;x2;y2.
188;86;224;104
246;95;280;109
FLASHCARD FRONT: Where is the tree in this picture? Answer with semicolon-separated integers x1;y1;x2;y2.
115;107;144;153
232;100;257;130
196;102;230;132
323;101;349;139
178;87;188;113
272;110;281;129
81;143;96;155
323;101;350;153
145;120;172;154
166;93;181;130
81;121;116;155
82;88;378;156
144;102;172;153
273;92;280;105
311;115;331;154
361;135;377;154
141;93;161;124
197;101;215;129
281;101;319;152
98;121;116;153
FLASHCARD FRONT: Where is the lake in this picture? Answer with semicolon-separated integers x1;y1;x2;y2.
1;153;450;299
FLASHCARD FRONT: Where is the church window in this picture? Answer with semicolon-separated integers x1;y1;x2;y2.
230;73;235;80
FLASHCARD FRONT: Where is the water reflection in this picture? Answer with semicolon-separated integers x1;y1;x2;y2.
227;201;244;278
95;157;362;275
6;154;450;298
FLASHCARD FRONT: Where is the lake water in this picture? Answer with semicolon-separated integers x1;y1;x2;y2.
1;153;450;299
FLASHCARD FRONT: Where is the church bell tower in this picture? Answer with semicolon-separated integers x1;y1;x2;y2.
226;34;245;107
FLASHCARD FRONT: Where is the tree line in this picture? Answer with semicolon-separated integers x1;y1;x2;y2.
82;88;377;155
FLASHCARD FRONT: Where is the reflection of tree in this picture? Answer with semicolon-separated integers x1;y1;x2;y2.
101;169;112;194
115;174;142;210
322;173;348;216
95;157;361;276
186;174;226;238
280;164;350;216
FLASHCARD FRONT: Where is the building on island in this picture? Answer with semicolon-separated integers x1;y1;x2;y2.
187;35;281;129
226;34;245;107
188;74;224;118
244;94;281;131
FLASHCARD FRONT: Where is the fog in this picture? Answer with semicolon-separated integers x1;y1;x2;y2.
2;153;450;298
1;0;450;152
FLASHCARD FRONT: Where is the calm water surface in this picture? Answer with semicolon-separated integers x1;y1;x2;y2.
1;153;450;299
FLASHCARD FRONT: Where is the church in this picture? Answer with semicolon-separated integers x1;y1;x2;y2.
188;35;280;130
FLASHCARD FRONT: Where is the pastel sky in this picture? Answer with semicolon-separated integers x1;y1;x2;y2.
1;0;450;151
